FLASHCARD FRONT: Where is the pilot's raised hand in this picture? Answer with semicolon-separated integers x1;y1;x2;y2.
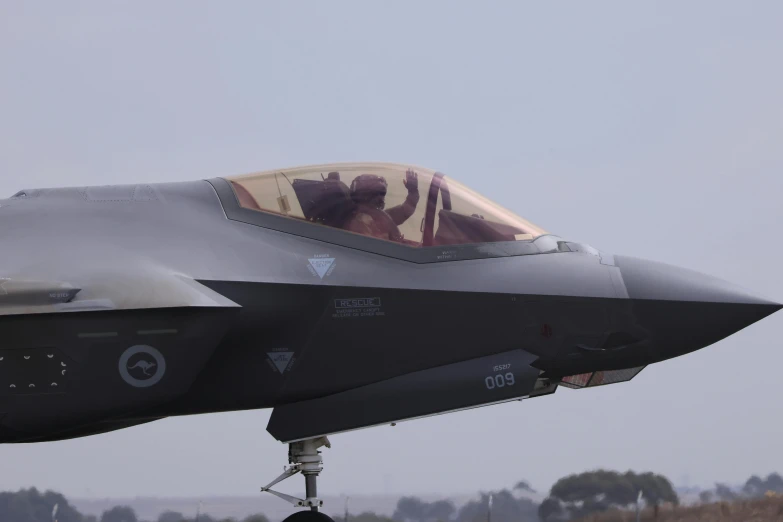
403;169;419;193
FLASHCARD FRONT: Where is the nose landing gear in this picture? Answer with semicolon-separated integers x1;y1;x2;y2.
261;436;335;522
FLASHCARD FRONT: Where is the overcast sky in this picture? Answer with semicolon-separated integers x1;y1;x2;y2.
1;1;782;501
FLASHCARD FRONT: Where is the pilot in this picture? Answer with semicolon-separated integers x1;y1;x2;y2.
343;169;420;242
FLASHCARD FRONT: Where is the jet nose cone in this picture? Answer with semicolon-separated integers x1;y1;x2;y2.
616;255;780;307
615;255;781;359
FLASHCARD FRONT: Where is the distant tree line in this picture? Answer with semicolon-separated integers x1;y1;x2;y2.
699;473;783;504
385;472;675;522
386;480;539;522
7;471;781;522
0;489;269;522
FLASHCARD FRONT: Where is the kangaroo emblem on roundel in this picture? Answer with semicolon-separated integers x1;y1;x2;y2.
127;359;157;376
119;345;166;388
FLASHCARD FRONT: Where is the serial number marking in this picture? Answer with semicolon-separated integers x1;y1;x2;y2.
485;372;515;390
493;364;511;372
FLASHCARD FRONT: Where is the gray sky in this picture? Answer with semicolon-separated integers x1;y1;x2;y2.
1;1;782;500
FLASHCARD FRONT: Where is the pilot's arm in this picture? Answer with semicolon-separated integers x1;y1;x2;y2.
386;169;420;226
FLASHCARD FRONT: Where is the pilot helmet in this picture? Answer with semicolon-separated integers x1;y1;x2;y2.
350;174;388;208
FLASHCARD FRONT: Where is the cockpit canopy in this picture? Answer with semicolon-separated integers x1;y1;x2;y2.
225;163;545;248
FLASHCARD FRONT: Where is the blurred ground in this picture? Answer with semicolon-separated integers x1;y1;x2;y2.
578;496;783;522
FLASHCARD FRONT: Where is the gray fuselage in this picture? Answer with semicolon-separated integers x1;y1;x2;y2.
0;179;778;443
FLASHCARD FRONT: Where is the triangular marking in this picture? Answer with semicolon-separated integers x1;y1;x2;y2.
308;258;335;279
268;352;294;374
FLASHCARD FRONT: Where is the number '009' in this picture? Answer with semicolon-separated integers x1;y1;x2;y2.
485;373;515;390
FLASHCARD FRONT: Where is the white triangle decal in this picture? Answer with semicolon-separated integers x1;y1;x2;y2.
308;258;335;279
267;352;293;374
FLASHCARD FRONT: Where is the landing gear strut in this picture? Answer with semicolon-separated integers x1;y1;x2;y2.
261;436;334;522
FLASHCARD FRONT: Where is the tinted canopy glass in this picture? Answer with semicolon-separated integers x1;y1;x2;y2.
225;163;545;248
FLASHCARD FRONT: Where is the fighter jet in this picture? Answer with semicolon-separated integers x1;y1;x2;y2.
0;163;779;522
